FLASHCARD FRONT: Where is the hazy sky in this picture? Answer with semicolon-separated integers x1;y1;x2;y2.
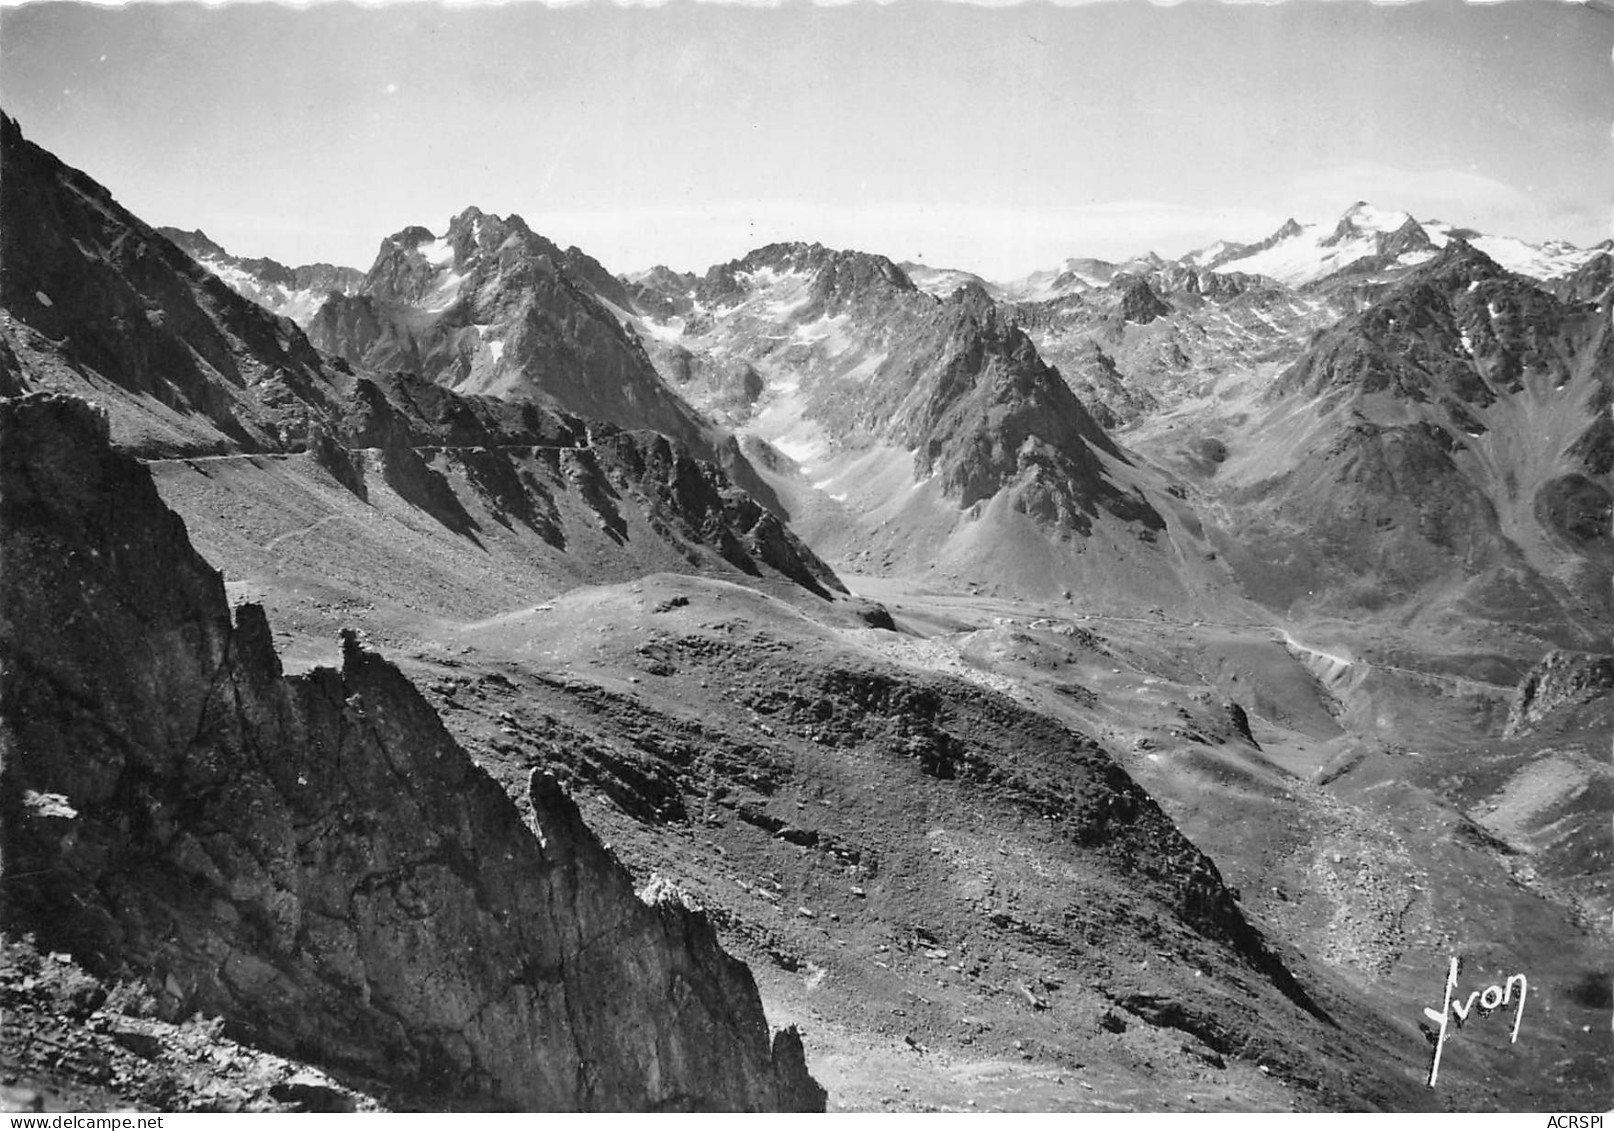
2;0;1610;279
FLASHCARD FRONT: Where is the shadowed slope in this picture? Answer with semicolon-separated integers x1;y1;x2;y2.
0;392;824;1112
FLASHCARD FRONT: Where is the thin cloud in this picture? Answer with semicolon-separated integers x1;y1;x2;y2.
1282;162;1536;229
522;198;1290;280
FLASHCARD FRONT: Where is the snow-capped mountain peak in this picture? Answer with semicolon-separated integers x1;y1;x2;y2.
1202;202;1438;286
1320;201;1416;246
1197;203;1604;287
1420;219;1611;282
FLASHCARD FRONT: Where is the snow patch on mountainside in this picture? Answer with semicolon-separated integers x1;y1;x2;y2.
902;263;1000;299
1204;204;1604;286
1221;206;1409;285
641;315;687;343
747;373;833;467
423;271;465;313
1184;240;1234;269
186;252;355;326
421;237;455;267
1423;222;1608;280
792;312;853;353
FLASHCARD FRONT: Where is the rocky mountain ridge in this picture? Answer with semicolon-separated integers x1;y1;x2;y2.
0;116;851;704
5;113;1609;1112
1213;238;1614;644
620;242;1220;607
156;227;364;325
0;113;343;456
306;207;718;455
0;391;825;1111
335;369;846;600
1182;202;1610;288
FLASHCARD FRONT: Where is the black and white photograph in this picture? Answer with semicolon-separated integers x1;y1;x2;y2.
0;0;1610;1115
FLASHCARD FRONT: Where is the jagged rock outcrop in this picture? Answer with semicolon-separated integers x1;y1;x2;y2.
882;286;1164;534
1115;278;1170;325
623;266;700;321
1223;700;1259;749
587;428;845;598
1376;216;1437;259
0;392;825;1112
693;242;917;324
308;208;713;450
1550;250;1614;305
1145;264;1256;303
1320;209;1434;261
1503;650;1614;737
334;370;845;595
305;207;788;516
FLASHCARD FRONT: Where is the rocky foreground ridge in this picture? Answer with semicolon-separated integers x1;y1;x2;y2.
0;392;825;1111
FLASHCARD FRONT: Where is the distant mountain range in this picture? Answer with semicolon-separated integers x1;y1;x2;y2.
4;111;1611;1116
0;113;837;598
117;187;1614;653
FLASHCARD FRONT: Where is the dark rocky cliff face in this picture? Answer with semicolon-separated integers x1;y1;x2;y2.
305;294;425;377
309;208;712;450
332;371;845;597
306;207;785;515
1;123;832;602
0;392;825;1112
1274;241;1590;404
880;286;1163;535
1218;241;1614;642
0;114;340;455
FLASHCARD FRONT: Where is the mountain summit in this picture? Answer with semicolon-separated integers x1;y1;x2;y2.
1187;202;1606;287
302;206;794;507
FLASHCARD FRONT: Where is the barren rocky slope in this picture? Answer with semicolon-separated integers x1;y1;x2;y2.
1189;240;1612;654
0;116;841;628
625;243;1224;610
0;392;824;1112
0;114;341;455
303;207;778;508
387;573;1450;1113
4;113;1608;1113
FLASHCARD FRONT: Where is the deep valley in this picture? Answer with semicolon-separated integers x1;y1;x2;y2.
1;108;1609;1114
